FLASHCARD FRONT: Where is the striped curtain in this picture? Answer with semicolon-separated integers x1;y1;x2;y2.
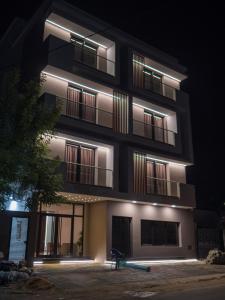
154;116;164;143
133;153;146;193
155;163;167;195
146;160;155;194
82;92;96;123
144;112;153;139
66;144;78;183
113;91;129;134
80;147;95;184
133;53;144;88
67;87;80;118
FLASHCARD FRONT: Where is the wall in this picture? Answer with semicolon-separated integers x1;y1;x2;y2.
106;201;196;259
87;202;107;262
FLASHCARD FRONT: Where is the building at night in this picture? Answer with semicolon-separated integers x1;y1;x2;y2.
0;0;196;264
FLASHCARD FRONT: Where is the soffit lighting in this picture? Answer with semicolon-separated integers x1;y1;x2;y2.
51;134;109;150
153;203;157;206
171;205;176;208
46;19;108;49
133;103;168;117
42;71;113;98
146;156;187;166
133;59;181;82
132;200;137;204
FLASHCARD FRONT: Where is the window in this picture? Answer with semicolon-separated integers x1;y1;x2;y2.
66;143;95;185
71;36;97;69
141;220;179;246
144;69;162;94
67;86;96;123
146;160;167;195
144;111;167;143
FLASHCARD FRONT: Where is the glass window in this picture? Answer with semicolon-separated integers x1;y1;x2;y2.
141;220;179;246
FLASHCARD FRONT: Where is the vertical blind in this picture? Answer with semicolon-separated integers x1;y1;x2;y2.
113;90;129;134
133;53;144;88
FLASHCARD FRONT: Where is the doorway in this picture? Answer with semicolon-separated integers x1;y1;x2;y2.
8;217;28;262
112;216;131;257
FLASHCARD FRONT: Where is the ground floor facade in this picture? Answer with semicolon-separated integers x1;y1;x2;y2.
0;199;196;264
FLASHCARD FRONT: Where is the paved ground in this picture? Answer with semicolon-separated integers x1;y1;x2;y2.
1;261;225;299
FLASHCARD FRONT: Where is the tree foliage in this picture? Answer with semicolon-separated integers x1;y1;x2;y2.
0;69;65;210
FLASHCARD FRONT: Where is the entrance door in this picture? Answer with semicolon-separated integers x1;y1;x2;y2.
112;216;131;257
8;217;28;262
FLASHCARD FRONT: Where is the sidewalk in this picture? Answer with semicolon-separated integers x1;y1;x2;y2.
1;261;225;299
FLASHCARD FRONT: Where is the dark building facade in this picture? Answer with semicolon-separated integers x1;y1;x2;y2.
0;0;196;264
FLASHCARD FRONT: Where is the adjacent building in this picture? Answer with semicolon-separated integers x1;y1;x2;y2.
0;0;196;264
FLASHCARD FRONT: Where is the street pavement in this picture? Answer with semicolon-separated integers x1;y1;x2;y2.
153;284;225;300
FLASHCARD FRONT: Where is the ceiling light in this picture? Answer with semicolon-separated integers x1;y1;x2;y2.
42;71;113;98
46;19;107;49
133;103;168;117
133;59;181;82
132;201;137;204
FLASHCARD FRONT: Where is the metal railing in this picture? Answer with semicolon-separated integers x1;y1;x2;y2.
133;119;176;146
66;162;113;188
57;97;113;129
144;77;177;100
146;176;180;197
73;43;115;76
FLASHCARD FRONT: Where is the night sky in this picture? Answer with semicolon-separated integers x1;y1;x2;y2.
1;0;224;210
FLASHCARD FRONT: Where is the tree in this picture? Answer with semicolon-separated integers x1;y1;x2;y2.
0;69;65;210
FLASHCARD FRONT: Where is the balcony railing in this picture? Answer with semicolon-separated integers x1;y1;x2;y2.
73;43;115;76
133;119;176;146
57;97;113;129
143;77;177;100
66;162;113;188
146;176;180;197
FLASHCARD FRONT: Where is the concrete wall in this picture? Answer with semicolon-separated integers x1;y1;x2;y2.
87;202;107;262
106;201;196;259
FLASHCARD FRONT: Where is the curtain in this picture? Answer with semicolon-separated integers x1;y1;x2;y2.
82;92;96;123
67;87;80;118
144;112;153;139
80;147;95;184
113;91;129;134
163;118;168;144
155;163;167;195
133;153;145;193
146;160;155;194
154;116;164;143
66;144;78;183
133;53;144;88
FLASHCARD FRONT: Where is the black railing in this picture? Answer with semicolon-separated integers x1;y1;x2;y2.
57;97;113;129
144;76;177;100
133;119;176;146
66;162;113;188
73;43;115;76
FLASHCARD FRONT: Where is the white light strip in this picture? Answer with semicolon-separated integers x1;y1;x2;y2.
105;259;197;265
60;260;94;264
133;103;168;117
146;156;187;166
34;261;43;265
52;134;109;150
133;59;181;82
42;71;113;98
46;19;107;49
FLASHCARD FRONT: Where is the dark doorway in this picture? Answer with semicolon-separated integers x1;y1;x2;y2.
112;216;131;257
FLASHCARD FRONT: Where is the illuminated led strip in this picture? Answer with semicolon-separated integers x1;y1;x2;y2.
133;59;181;82
146;156;187;166
133;103;168;117
60;260;94;264
46;19;107;49
51;134;109;150
42;71;113;98
71;39;97;52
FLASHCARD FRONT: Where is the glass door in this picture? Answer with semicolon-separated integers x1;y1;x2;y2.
8;217;28;262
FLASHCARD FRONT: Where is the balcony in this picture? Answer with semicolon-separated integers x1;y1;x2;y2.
57;96;113;129
66;162;113;188
146;176;180;197
133;119;176;146
72;41;115;76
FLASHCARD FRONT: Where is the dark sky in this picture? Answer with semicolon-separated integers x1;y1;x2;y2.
1;0;224;210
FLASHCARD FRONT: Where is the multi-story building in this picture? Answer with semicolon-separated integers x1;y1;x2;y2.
0;0;196;264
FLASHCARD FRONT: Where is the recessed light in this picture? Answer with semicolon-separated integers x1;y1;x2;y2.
132;201;137;204
153;203;157;206
171;205;176;208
